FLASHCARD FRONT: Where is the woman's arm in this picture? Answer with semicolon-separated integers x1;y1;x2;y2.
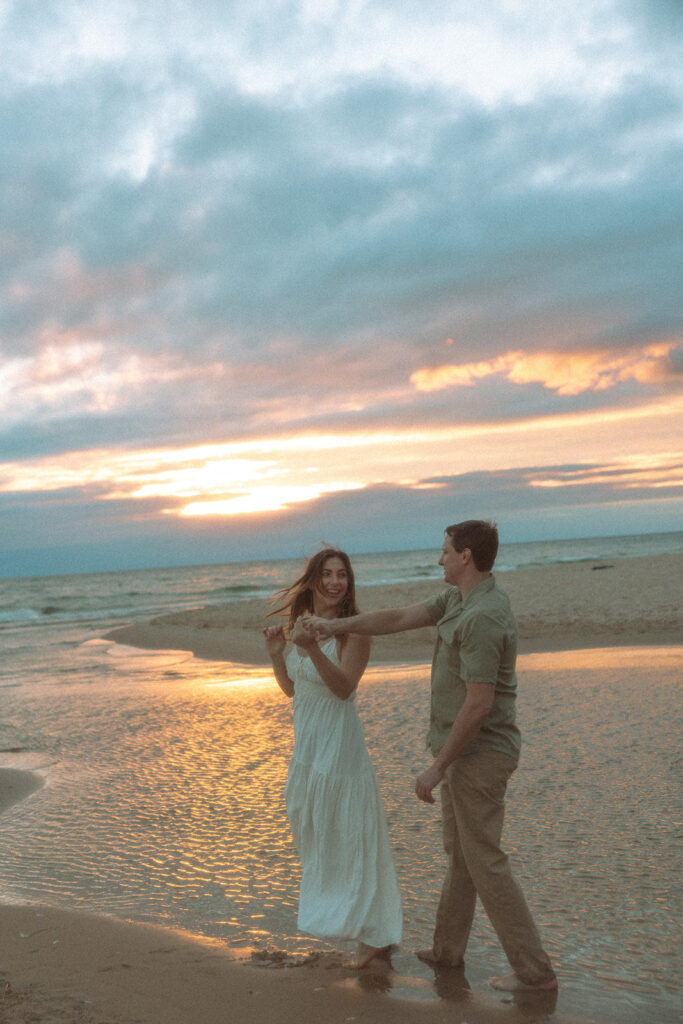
290;619;370;701
263;625;294;698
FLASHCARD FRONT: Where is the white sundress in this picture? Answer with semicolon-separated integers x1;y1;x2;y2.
284;637;403;949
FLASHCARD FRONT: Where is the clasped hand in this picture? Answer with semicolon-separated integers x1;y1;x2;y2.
267;617;442;805
263;616;328;652
300;614;334;639
290;615;323;648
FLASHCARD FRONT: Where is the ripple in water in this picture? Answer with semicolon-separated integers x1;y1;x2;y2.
0;643;680;1024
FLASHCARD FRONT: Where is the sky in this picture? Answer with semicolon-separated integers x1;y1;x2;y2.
1;0;682;577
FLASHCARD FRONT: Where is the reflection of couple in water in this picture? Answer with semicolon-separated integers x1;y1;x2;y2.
264;520;557;991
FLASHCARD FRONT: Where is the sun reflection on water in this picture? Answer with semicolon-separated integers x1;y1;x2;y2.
0;640;681;1024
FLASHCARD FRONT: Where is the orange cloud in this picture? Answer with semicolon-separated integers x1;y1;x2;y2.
410;355;510;391
411;342;679;395
1;395;680;521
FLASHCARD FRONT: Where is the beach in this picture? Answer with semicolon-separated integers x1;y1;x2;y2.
0;900;608;1024
104;552;683;662
0;765;627;1024
1;549;681;1024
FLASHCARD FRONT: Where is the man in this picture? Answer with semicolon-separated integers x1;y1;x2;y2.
305;520;557;992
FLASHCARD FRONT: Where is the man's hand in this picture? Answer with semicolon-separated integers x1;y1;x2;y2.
290;616;319;648
302;615;336;639
415;764;444;804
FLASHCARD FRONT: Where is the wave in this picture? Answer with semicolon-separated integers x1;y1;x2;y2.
496;554;615;572
0;609;42;623
0;604;157;627
1;531;681;634
206;584;270;597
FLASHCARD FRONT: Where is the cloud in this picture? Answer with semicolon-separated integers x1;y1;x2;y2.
422;455;683;500
4;14;681;365
3;453;681;578
2;402;680;524
527;459;683;491
411;342;683;396
1;0;682;573
0;337;231;429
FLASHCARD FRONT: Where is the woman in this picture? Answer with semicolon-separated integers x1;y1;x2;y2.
264;548;402;968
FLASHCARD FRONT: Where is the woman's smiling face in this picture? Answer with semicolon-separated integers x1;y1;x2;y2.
313;556;349;616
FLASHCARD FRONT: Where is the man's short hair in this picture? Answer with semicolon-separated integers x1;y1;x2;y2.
445;520;499;572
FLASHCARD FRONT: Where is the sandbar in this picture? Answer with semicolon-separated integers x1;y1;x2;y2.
104;552;683;664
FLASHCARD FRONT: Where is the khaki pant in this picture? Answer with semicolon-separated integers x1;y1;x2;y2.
433;750;555;985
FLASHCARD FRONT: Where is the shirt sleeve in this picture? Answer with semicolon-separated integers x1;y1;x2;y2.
458;611;503;684
424;589;452;624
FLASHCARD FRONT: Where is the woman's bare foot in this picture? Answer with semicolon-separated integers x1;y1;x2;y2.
344;943;392;969
490;972;558;992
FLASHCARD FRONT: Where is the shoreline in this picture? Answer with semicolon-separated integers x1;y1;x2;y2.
0;770;622;1024
2;553;681;1023
104;551;683;664
0;766;607;1024
0;899;607;1024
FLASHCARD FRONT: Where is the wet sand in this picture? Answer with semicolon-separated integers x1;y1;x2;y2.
0;767;44;813
2;553;680;1023
0;891;604;1024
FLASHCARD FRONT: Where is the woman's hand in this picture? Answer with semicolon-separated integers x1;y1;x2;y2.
290;616;319;649
263;625;287;657
302;614;336;639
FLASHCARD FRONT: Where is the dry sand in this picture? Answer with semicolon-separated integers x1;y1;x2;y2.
104;552;683;665
2;552;679;1023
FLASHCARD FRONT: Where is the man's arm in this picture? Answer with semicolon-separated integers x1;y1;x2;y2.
305;602;434;639
414;682;495;803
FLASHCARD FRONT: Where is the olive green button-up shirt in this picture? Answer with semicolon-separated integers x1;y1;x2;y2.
424;576;521;761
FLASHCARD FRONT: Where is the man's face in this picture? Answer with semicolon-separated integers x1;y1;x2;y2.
439;535;466;586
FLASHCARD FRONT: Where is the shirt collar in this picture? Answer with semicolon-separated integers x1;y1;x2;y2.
462;574;495;607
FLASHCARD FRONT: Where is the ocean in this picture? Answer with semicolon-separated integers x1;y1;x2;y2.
3;530;682;630
0;531;681;1022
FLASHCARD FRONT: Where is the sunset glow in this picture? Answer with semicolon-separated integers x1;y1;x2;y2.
529;456;683;490
180;483;365;517
2;0;681;575
1;396;680;527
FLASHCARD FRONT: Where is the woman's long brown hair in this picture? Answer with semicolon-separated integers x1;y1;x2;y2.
269;548;360;633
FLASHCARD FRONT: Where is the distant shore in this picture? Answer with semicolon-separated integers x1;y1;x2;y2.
104;551;683;664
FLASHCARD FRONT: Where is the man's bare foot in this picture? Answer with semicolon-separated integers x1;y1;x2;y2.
344;943;392;969
416;948;464;968
490;972;558;992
